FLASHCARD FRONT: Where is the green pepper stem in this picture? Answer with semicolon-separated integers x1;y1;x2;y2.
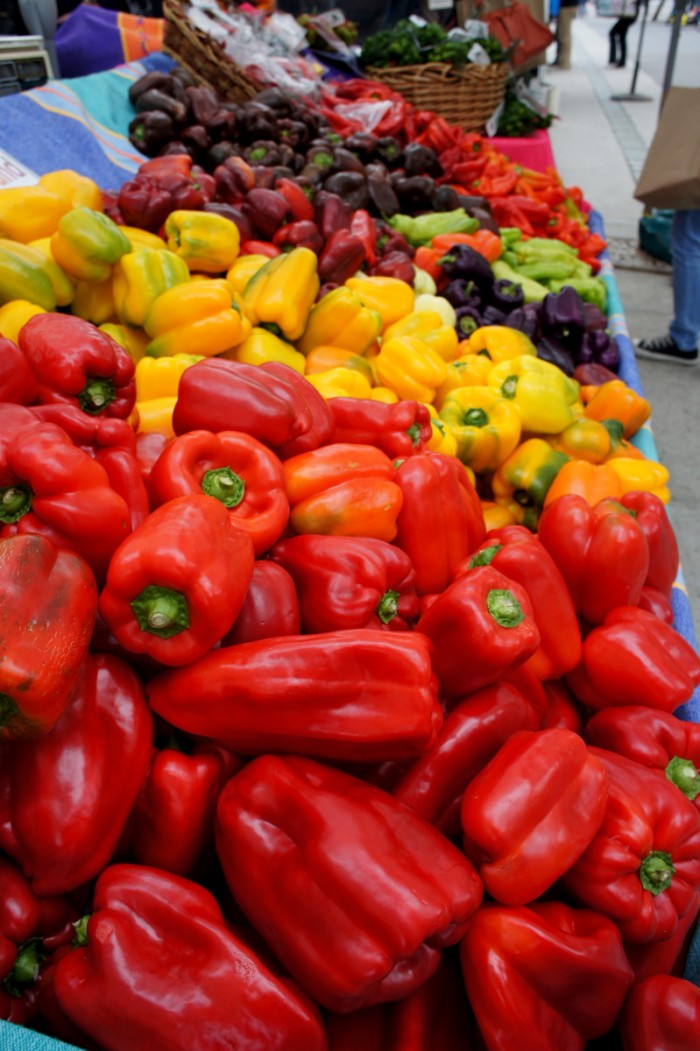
376;589;400;624
73;915;90;947
0;484;32;523
463;407;489;428
501;375;518;400
201;467;245;508
3;939;44;997
79;378;116;415
406;423;422;446
0;693;19;729
639;850;675;895
486;588;525;628
665;756;700;800
469;544;502;569
130;585;190;638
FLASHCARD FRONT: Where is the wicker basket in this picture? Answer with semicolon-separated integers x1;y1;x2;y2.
162;0;261;104
364;62;508;132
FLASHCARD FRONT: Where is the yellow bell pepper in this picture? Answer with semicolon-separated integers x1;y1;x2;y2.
583;379;652;439
439;386;522;473
606;456;671;505
492;438;570;530
0;300;45;342
344;275;415;330
38;170;103;212
464;325;538;363
71;278;116;325
482;501;518;530
411;294;457;328
241;247;319;342
488;356;582;434
99;323;150;364
0;184;70;242
226;254;271;297
296;286;382;357
306;367;374;400
136;397;178;438
384;310;460;362
374;335;448;404
145;279;250;358
0;239;74;310
433;353;495;409
424;405;458;457
51;207;131;283
164;210;241;274
136;353;203;401
119;227;168;252
550;417;613;464
232;327;306;374
112;249;191;329
304;346;374;385
369;387;399;404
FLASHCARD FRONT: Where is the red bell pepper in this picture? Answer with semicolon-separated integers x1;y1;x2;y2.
0;421;132;582
624;896;700;982
0;534;97;741
537;494;650;624
215;753;483;1012
585;705;700;807
272;219;324;254
0;856;74;948
638;583;674;623
327;396;433;459
460;901;634;1051
393;452;486;596
318;230;367;285
563;746;700;943
0;336;38;405
52;864;328;1051
221;560;300;645
275;177;315;223
98;494;255;667
417;564;540;702
146;629;442;762
119;739;243;877
541;679;584;733
147;429;289;556
459;523;582;681
619;974;700;1051
567;606;700;713
0;653;152;895
270;534;419;633
18;313;136;419
461;727;609;905
391;679;540;839
620;489;680;597
349;209;377;266
259;359;335;458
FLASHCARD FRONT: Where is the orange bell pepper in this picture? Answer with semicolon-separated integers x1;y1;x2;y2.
583;380;651;439
430;229;502;264
543;460;623;508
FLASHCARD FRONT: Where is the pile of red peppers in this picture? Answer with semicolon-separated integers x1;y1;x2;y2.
1;307;700;1051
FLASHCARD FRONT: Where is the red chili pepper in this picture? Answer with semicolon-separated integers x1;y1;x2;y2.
99;494;254;667
0;654;153;894
18;313;136;419
240;240;280;257
0;336;38;405
393;452;485;597
270;534;419;633
460;901;634;1049
52;864;328;1051
272;220;324;254
0;534;97;741
327;396;432;459
221;560;300;646
147;429;289;556
567;606;700;713
418;564;540;702
349;209;377;266
274;177;315;223
215;753;483;1012
147;629;442;763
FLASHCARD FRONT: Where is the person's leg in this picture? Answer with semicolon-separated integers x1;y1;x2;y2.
609;20;620;63
670;209;700;351
617;19;629;65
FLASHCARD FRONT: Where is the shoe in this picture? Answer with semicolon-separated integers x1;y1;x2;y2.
635;334;698;365
616;62;625;67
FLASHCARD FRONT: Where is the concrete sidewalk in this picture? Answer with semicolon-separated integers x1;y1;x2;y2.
540;13;700;628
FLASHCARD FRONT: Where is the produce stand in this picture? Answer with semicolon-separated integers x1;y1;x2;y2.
1;36;700;1050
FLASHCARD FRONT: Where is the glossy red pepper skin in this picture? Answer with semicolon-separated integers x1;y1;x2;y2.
0;421;132;582
99;494;255;667
461;728;609;905
624;896;700;982
270;534;419;632
393;452;486;596
119;740;244;877
0;653;153;895
567;606;700;713
460;901;634;1051
619;975;700;1051
18;313;136;419
391;680;540;839
0;337;38;405
541;679;584;733
0;534;97;741
0;856;74;948
216;754;483;1012
52;864;328;1051
147;630;442;762
585;705;700;808
564;747;700;944
259;360;335;459
620;489;679;597
537;494;650;624
318;230;367;285
418;564;540;702
459;524;581;681
222;560;300;645
327;397;433;459
148;429;289;555
638;583;674;623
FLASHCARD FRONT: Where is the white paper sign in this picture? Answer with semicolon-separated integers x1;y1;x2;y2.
0;148;38;188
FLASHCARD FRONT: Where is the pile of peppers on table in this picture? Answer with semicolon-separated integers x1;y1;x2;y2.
0;95;698;1051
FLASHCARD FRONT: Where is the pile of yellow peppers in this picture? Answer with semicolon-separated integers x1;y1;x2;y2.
0;168;669;530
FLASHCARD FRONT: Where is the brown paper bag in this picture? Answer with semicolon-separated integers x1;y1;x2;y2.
634;87;700;210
